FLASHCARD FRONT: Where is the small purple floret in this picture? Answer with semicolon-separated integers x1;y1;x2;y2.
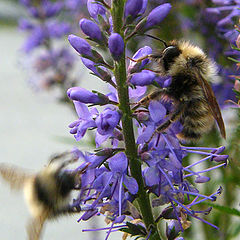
108;33;124;61
130;70;156;86
68;34;93;57
144;3;172;29
67;87;107;104
95;108;121;135
124;0;143;18
79;18;102;41
87;0;106;19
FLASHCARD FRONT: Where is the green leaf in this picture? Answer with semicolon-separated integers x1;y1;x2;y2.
227;57;240;63
230;44;240;51
119;222;147;237
206;203;240;217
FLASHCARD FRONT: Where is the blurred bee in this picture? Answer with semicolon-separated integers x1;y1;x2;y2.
0;152;87;240
133;36;226;142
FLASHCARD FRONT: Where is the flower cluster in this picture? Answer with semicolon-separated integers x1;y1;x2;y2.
19;0;86;94
64;0;228;239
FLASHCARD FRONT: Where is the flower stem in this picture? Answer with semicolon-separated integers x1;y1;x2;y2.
111;1;160;239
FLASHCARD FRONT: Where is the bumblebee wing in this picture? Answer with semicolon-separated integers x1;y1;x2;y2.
27;215;47;240
0;163;32;190
195;70;226;139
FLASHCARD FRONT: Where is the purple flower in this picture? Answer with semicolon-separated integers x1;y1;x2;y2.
27;2;63;18
166;220;183;239
44;2;63;18
81;58;98;75
139;0;148;15
65;0;87;10
124;0;143;18
68;101;97;140
108;152;138;195
48;21;71;38
144;3;172;29
23;26;47;52
18;18;34;30
67;87;109;104
95;108;121;135
87;0;106;19
79;18;102;41
130;70;156;86
128;46;152;73
68;34;93;57
108;33;124;61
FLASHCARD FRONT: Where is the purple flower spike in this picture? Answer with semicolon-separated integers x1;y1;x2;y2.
96;108;121;135
87;0;106;19
67;87;109;104
130;70;156;86
124;0;143;18
108;33;124;61
79;18;102;41
144;3;172;29
68;34;93;57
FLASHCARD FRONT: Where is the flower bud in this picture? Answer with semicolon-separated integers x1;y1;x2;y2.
87;0;106;19
96;66;112;82
140;152;152;161
19;18;34;30
108;33;124;61
124;0;143;18
136;111;150;122
130;70;156;86
45;2;63;18
79;18;102;41
139;0;148;15
159;206;177;220
166;220;181;240
163;77;172;87
212;155;229;162
195;175;210;183
81;58;98;75
95;108;121;135
68;34;93;57
128;46;152;73
144;3;172;29
67;87;109;104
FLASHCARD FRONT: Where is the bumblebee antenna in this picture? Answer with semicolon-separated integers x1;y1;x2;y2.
143;34;168;48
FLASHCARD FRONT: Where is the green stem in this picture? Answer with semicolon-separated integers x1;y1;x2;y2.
111;1;161;239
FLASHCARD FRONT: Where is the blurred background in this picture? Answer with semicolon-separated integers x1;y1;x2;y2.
0;0;240;239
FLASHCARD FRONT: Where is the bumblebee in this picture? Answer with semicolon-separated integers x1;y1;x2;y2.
0;152;86;240
134;38;226;141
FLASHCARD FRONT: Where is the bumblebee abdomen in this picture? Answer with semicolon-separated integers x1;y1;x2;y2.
178;99;215;141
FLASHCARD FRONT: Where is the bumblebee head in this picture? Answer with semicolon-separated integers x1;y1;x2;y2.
161;44;182;71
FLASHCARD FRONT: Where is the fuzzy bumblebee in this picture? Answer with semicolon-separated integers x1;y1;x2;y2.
0;152;85;240
134;39;226;141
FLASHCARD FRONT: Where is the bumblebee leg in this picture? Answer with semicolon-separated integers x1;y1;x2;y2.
132;89;166;110
53;204;81;217
49;151;71;164
147;101;186;143
49;151;79;166
127;54;153;63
